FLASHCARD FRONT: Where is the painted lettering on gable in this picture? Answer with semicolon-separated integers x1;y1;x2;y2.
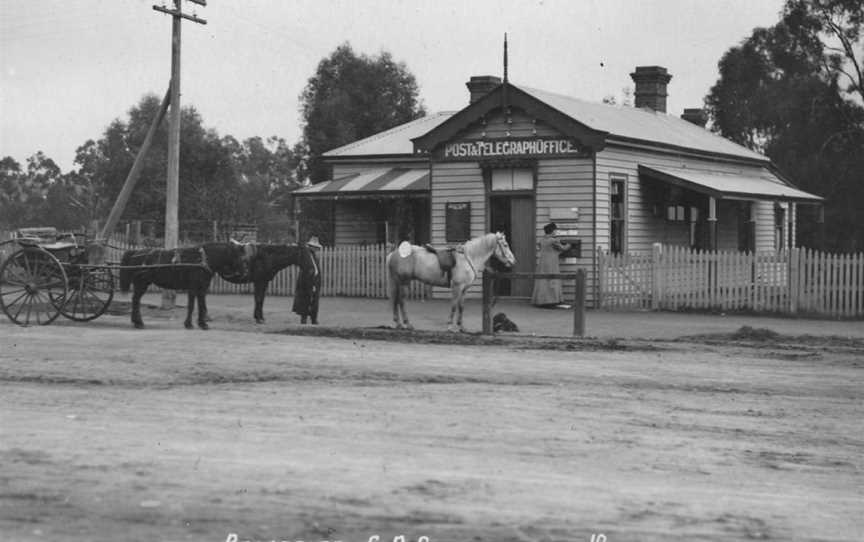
443;138;582;159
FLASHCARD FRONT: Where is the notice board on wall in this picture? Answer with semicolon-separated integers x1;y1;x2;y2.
445;202;471;242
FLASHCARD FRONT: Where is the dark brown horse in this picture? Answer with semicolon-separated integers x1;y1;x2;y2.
218;243;318;324
119;242;249;329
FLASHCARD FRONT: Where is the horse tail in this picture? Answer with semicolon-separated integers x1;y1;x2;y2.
119;250;135;293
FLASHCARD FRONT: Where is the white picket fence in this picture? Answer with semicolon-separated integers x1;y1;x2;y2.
599;245;864;319
209;243;427;299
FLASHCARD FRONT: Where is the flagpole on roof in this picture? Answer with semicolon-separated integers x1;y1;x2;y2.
502;33;509;111
503;32;508;84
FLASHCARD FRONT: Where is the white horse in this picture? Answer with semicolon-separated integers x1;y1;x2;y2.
386;232;517;332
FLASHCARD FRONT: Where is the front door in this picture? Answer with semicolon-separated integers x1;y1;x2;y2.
489;195;534;297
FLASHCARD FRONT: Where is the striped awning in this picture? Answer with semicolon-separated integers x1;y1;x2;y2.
294;168;429;197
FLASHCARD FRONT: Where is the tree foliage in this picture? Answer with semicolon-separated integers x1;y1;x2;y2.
0;153;68;229
1;95;302;237
299;43;426;183
706;0;864;251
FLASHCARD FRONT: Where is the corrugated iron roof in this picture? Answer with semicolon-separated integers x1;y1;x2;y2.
639;165;822;202
323;112;456;157
323;84;767;162
294;168;430;196
520;86;766;161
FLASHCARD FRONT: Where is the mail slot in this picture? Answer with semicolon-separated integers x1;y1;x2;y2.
557;238;581;259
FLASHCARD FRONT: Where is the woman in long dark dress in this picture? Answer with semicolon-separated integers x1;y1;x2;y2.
292;236;321;324
531;222;571;308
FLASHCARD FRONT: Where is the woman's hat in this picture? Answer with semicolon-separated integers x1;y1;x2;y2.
543;222;558;234
306;236;322;249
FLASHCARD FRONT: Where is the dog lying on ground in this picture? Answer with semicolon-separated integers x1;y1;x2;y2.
492;312;519;333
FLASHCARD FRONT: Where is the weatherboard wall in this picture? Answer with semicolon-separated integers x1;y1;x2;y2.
535;156;596;305
595;144;782;253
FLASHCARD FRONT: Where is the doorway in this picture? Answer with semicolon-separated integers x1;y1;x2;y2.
489;195;534;297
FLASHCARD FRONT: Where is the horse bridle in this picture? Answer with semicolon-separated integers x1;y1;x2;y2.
494;235;511;263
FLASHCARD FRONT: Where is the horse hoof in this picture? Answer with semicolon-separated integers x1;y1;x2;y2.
198;323;210;330
184;322;194;330
133;322;144;329
255;318;264;324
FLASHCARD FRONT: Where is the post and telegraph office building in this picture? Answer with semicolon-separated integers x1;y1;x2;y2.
294;66;822;304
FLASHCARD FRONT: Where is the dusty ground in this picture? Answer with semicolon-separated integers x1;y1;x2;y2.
1;301;863;542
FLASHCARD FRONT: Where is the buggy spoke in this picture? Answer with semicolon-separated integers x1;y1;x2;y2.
22;252;33;277
63;290;79;316
6;292;28;318
14;293;32;322
3;265;28;285
2;288;29;308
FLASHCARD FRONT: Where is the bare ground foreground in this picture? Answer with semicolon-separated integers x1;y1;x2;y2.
1;299;863;542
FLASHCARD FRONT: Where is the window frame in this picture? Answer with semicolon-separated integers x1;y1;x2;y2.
610;174;627;254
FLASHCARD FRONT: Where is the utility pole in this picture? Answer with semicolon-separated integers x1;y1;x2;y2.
153;0;206;309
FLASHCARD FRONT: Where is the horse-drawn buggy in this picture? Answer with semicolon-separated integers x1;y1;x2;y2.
0;227;250;328
0;227;115;326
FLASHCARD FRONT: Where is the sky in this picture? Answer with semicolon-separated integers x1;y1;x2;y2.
1;0;787;173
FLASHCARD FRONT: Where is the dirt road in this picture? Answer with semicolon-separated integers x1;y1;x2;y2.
1;312;862;542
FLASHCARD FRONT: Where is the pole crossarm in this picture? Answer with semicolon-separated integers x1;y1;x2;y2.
152;5;207;24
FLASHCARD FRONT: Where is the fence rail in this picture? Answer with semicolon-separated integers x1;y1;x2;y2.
599;245;864;319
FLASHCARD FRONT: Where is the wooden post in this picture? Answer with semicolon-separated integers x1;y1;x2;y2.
162;0;183;309
788;202;795;249
573;268;586;337
817;205;826;251
596;245;604;309
707;197;718;251
482;271;493;335
651;242;662;310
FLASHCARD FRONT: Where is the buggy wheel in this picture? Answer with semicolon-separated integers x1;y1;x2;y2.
58;267;114;321
0;247;67;326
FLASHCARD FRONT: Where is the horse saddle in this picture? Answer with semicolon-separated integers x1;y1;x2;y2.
423;244;458;281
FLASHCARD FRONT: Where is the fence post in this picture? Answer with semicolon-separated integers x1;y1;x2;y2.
596;246;605;309
482;271;493;335
788;247;798;314
573;268;586;337
651;243;662;310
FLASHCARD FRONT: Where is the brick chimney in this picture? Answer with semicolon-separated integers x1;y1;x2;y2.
629;66;672;113
681;108;707;127
466;75;502;104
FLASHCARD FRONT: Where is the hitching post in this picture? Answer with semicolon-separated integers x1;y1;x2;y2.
482;271;493;334
573;268;586;337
